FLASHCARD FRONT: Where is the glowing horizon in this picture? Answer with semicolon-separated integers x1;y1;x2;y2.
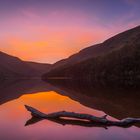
0;0;140;63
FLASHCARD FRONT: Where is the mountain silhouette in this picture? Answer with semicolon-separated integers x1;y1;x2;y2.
43;26;140;88
0;51;51;78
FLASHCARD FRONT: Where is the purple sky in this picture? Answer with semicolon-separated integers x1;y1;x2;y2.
0;0;140;63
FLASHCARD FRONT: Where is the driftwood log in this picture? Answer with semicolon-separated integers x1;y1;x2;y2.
25;105;140;127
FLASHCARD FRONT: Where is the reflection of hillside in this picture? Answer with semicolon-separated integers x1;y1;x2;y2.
46;79;140;120
0;78;140;127
0;79;52;105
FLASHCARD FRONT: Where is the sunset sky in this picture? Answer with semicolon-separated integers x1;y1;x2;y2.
0;0;140;63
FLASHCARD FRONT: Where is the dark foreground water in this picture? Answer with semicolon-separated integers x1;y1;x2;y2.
0;79;140;140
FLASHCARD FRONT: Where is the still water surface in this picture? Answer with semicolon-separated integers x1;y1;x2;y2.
0;80;140;140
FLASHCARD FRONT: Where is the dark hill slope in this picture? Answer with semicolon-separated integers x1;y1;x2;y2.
26;62;52;74
0;51;51;78
49;26;140;71
43;26;140;88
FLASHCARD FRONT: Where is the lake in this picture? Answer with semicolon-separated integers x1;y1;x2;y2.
0;79;140;140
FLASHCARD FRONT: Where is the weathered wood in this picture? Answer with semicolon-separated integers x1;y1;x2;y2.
25;105;140;127
25;116;109;129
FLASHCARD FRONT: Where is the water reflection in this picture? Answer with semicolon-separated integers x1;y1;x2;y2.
45;79;140;120
0;79;50;104
0;79;140;140
1;79;140;120
26;116;110;129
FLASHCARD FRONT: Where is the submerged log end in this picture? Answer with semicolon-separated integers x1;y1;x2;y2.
25;105;34;112
25;105;47;118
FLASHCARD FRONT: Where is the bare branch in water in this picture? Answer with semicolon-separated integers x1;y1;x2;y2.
25;105;140;128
